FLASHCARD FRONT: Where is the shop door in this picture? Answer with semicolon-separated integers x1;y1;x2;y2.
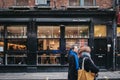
94;38;107;68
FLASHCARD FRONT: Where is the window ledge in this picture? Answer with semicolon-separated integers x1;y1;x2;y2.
9;6;31;10
67;6;99;10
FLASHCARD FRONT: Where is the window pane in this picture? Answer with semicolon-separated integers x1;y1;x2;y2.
38;39;59;50
69;0;80;6
65;25;89;38
16;0;28;6
37;53;60;64
7;39;27;50
7;26;27;38
84;0;94;6
7;54;27;65
94;25;106;37
0;26;4;65
117;27;120;37
0;26;4;38
0;39;4;65
37;26;60;38
66;39;88;50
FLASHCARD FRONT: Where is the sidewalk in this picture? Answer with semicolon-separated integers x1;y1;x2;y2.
0;71;120;80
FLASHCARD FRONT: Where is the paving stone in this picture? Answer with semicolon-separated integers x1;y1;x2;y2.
0;71;119;80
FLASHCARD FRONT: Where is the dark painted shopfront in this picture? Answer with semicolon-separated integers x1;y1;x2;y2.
0;8;116;72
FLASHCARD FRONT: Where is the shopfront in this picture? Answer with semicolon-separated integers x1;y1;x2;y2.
0;9;116;71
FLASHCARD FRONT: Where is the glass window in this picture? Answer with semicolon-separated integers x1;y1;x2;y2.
7;54;27;65
16;0;28;6
84;0;94;6
0;26;4;65
0;39;4;65
94;25;106;37
7;39;27;50
69;0;96;6
7;26;27;38
35;0;50;6
66;39;88;50
37;39;60;64
117;27;120;37
0;26;4;38
37;26;60;65
65;25;89;38
37;26;60;38
69;0;80;6
38;39;59;50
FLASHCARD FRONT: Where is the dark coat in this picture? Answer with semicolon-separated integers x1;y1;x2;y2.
79;57;99;74
68;54;78;80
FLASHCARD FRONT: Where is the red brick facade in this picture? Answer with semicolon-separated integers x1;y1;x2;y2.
0;0;113;9
96;0;113;8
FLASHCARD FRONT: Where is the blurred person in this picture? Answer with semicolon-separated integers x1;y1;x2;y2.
79;46;99;80
68;45;79;80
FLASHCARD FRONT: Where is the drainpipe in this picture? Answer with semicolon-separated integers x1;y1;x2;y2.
113;15;117;71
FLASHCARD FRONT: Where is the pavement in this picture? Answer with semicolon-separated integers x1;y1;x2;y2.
0;71;120;80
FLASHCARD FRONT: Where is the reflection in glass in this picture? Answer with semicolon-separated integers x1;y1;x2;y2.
7;39;27;50
7;54;27;65
0;26;4;38
66;39;88;50
38;39;59;50
37;26;60;38
94;25;106;37
7;26;27;38
65;25;89;38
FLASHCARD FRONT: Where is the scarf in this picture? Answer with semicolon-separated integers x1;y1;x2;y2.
69;50;79;70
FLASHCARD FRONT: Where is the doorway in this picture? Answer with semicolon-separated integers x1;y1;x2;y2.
94;38;113;69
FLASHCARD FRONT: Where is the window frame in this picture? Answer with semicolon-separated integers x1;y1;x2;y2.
15;0;29;6
35;0;50;6
69;0;96;6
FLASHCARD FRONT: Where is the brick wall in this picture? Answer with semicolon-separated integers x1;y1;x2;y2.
50;0;68;9
0;0;14;8
96;0;113;8
0;0;113;9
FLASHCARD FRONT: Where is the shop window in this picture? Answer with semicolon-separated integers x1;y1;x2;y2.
37;26;60;64
69;0;96;6
16;0;28;6
7;54;27;65
65;26;89;38
0;26;4;65
117;27;120;37
0;39;4;65
38;39;59;50
7;39;27;51
7;26;27;38
0;26;4;38
37;26;60;38
65;25;89;50
94;25;106;37
37;39;60;64
66;39;88;50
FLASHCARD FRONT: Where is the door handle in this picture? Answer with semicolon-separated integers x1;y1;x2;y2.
107;44;111;52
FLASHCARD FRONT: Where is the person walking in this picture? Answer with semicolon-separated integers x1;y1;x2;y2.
68;45;79;80
79;46;99;80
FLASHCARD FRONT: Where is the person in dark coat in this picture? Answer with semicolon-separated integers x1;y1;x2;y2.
68;45;79;80
79;46;99;79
